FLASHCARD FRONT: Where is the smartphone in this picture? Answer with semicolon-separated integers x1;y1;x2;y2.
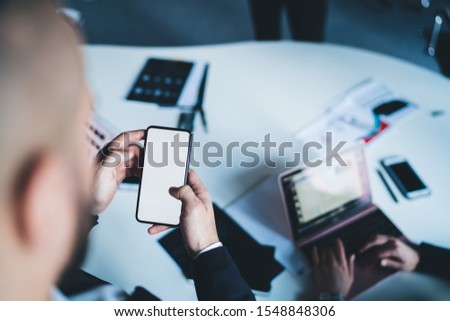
136;126;192;226
380;156;430;199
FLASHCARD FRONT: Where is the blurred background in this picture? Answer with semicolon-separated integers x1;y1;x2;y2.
61;0;450;76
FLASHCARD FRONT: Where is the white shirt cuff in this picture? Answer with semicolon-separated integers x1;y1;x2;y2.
194;242;223;259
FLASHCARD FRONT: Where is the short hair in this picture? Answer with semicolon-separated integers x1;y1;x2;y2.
0;0;84;208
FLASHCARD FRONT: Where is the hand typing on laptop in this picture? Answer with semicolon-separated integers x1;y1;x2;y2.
311;239;355;300
310;235;416;300
359;235;450;282
359;234;419;272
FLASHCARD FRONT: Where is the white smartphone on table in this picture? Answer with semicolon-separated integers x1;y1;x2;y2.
136;126;192;226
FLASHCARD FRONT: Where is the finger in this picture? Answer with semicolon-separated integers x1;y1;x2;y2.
376;249;400;261
311;246;319;267
122;143;143;163
120;130;146;144
124;143;144;176
362;241;399;266
108;130;146;149
359;234;393;253
320;247;333;266
147;225;171;235
126;141;144;156
349;254;355;276
373;241;399;259
334;239;347;265
380;258;403;270
169;185;198;204
103;131;146;156
187;170;212;205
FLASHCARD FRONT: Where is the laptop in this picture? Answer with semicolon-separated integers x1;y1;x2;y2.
279;142;404;297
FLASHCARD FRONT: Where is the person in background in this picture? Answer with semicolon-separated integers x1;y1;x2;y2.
248;0;328;42
0;0;254;301
311;234;450;300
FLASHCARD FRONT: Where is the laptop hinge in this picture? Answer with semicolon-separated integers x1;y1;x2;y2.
296;204;379;248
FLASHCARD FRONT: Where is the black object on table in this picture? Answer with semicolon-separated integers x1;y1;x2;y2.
159;204;284;292
127;58;193;106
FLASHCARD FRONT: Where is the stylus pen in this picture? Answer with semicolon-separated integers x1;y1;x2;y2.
377;169;398;203
196;66;209;133
198;107;208;133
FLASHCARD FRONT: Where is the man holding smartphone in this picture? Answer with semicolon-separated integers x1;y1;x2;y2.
0;0;382;302
0;0;253;301
84;130;254;300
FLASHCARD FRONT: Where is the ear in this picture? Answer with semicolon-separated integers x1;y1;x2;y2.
15;153;77;264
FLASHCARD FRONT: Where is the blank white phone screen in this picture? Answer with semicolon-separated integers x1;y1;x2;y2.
136;127;190;225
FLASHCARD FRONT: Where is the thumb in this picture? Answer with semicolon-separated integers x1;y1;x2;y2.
169;185;197;203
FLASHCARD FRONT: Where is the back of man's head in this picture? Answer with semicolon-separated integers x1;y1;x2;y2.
0;0;92;300
0;0;85;197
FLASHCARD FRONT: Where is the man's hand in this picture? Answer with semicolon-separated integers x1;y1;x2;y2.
148;170;220;258
359;234;419;271
92;130;144;214
311;239;355;297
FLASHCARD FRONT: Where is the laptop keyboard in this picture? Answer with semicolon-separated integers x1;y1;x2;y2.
304;209;403;256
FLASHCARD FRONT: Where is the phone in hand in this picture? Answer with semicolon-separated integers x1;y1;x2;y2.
136;126;192;226
380;156;430;199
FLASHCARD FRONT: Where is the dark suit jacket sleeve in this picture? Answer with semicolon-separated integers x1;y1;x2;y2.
193;246;255;301
416;243;450;280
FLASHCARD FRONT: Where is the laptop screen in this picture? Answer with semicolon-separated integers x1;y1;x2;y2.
280;145;371;240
